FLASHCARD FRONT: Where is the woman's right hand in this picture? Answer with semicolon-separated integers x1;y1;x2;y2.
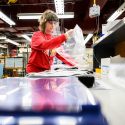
65;29;74;40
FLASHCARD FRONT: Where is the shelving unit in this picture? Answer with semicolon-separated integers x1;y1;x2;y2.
93;17;125;70
0;56;26;77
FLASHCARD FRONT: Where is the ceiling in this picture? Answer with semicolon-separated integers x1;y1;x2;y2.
0;0;125;48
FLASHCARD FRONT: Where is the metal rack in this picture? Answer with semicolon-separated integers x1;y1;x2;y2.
93;17;125;70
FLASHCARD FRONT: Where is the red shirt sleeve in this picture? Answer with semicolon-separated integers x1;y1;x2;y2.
31;31;66;50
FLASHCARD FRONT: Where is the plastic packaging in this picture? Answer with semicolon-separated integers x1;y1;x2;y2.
63;25;86;68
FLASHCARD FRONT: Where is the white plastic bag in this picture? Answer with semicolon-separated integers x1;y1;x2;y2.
63;24;86;67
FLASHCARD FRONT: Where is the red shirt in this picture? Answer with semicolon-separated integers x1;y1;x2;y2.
26;31;76;73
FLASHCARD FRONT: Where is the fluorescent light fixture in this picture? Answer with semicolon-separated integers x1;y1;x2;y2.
0;44;7;48
17;13;41;19
22;34;31;42
54;0;64;14
0;10;16;25
58;13;74;18
5;39;20;46
84;34;93;44
0;36;6;40
107;2;125;22
17;12;74;19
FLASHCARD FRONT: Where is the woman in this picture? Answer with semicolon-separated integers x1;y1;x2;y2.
26;9;77;73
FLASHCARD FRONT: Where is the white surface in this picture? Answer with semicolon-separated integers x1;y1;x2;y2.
90;78;125;125
27;69;87;77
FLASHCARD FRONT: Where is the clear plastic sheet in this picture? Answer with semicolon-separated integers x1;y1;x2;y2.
0;77;96;112
0;77;108;125
63;25;86;68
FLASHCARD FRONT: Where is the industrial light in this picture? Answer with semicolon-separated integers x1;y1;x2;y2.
0;36;6;40
17;12;74;19
107;2;125;22
0;10;16;25
17;13;41;19
22;34;31;42
0;44;7;48
54;0;64;14
58;13;74;18
5;39;19;46
84;34;93;44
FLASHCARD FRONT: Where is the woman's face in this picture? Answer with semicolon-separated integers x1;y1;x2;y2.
45;21;57;34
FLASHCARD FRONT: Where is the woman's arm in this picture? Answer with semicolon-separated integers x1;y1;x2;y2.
31;32;67;50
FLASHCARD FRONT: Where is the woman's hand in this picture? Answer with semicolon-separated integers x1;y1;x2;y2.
65;29;74;40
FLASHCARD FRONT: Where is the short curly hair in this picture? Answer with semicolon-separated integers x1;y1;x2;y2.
39;9;59;33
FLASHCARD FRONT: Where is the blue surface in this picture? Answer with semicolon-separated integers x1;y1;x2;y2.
0;76;108;125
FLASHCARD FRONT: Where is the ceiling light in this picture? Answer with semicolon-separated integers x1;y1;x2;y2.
17;13;41;19
17;12;74;19
0;11;16;25
84;34;93;44
5;39;19;46
58;12;74;18
54;0;64;14
22;34;31;42
107;2;125;22
0;36;6;40
0;44;7;48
